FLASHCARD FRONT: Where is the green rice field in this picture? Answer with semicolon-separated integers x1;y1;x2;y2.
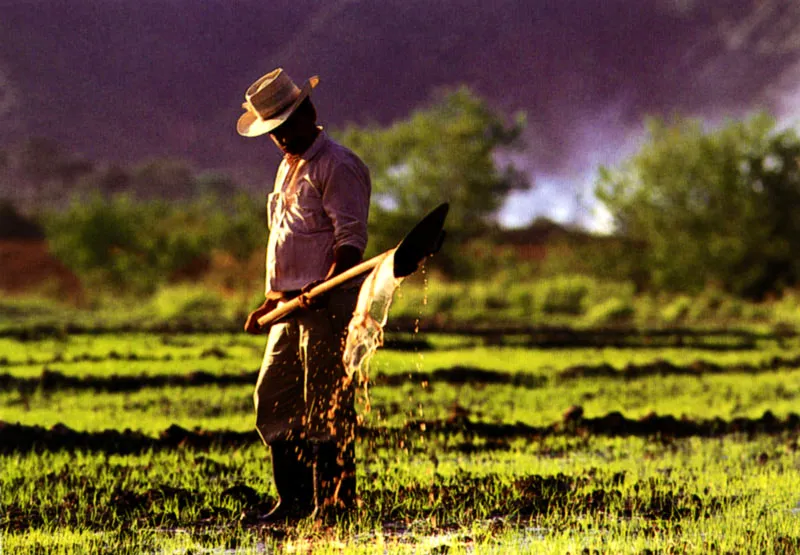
2;328;800;553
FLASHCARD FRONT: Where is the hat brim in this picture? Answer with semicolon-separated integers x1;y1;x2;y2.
237;76;319;138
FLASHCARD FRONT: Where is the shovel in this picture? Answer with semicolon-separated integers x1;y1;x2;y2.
257;202;449;328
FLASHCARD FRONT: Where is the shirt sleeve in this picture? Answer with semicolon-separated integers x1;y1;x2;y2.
321;155;371;254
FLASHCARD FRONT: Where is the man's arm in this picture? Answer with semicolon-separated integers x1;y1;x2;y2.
321;155;370;259
325;244;363;279
298;150;370;307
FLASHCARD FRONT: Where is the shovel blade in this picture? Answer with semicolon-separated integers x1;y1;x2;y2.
392;202;449;278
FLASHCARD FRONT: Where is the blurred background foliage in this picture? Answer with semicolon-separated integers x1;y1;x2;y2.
41;192;263;295
3;88;800;327
336;87;528;276
597;112;800;299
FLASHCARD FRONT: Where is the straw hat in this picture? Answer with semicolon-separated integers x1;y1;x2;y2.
237;68;319;137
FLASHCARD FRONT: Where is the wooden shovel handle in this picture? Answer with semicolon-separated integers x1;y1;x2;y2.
256;250;394;328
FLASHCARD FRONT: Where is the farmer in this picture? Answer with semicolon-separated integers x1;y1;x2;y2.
239;68;371;523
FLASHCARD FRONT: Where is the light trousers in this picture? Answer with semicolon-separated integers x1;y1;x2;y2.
253;288;358;446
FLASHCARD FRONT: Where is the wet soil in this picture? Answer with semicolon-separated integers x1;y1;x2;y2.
0;422;259;454
0;368;255;394
555;355;800;380
2;409;797;454
2;470;737;533
2;324;791;350
0;344;230;368
5;352;800;395
374;366;548;388
388;321;794;350
2;366;542;394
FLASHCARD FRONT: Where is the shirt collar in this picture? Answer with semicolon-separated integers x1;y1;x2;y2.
284;127;328;165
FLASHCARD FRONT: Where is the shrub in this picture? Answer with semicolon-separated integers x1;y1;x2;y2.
535;276;593;315
660;296;693;324
41;192;263;295
148;285;228;323
584;297;635;326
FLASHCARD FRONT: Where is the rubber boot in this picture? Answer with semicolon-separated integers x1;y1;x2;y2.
312;440;356;523
259;440;315;524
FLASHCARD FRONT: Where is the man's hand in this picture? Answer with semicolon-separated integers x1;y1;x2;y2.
298;279;324;309
244;297;279;335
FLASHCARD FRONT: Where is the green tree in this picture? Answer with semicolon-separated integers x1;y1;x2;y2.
336;87;527;272
596;112;800;298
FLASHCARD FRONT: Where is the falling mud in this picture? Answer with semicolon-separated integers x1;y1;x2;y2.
344;252;404;383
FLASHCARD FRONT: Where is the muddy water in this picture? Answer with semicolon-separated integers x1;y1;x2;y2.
343;252;404;385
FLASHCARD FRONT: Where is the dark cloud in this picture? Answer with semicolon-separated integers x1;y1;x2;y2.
1;0;798;220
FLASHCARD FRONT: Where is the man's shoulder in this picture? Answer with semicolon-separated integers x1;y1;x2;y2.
313;135;369;177
318;136;365;166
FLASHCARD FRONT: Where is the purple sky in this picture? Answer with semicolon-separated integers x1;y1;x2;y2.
1;0;798;228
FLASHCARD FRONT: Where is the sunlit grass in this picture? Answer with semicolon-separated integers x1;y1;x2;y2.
3;331;800;552
4;364;800;435
4;435;800;552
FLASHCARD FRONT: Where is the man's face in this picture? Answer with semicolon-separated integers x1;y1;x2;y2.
268;102;317;155
269;119;304;155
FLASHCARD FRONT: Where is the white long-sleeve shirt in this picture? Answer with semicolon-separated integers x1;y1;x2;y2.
265;131;371;294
